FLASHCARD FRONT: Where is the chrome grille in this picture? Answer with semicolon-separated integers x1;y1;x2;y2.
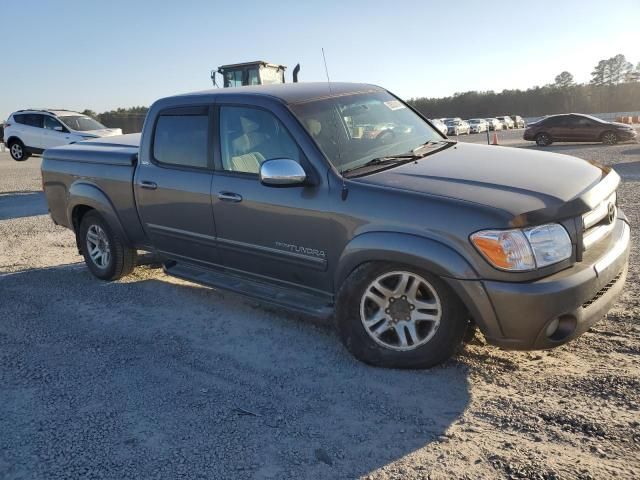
582;192;617;250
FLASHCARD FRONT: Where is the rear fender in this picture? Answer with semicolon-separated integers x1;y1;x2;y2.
67;181;130;248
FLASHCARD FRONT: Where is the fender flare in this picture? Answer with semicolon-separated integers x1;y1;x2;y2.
333;232;504;339
67;182;130;246
334;231;478;288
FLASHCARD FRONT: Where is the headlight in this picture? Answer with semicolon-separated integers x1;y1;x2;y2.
470;223;572;271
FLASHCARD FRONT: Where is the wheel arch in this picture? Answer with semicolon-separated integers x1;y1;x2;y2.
334;232;479;289
5;135;23;146
334;232;505;341
67;182;130;251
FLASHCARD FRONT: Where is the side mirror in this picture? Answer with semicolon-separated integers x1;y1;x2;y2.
259;158;306;186
54;126;64;132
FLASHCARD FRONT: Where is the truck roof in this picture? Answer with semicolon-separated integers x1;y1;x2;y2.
175;82;385;105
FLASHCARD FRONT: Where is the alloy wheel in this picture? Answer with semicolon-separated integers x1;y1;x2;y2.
360;271;442;351
602;132;617;145
10;143;23;160
86;224;111;269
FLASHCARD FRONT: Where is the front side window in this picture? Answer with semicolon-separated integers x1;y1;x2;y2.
44;116;64;131
290;91;445;174
153;112;209;169
219;106;300;174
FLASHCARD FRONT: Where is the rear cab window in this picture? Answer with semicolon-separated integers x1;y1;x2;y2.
152;106;210;169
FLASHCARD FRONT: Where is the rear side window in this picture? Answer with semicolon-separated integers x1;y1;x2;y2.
543;116;567;127
153;109;209;169
14;113;43;128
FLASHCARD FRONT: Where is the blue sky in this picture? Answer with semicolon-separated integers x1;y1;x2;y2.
2;0;638;120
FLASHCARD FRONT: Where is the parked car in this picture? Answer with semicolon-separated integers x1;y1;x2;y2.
510;115;526;129
445;118;470;135
496;116;515;129
484;118;503;131
430;118;448;136
42;83;630;369
523;113;638;146
3;109;122;161
467;118;488;134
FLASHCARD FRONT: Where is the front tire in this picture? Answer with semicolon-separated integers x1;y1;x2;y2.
336;263;467;369
79;211;137;280
8;140;29;161
601;131;618;145
535;132;552;146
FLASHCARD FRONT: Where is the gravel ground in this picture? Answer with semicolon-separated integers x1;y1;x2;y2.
1;133;639;479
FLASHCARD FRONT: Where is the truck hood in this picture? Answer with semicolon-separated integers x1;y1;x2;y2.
352;142;606;220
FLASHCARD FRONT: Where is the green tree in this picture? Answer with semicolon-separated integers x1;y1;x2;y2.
553;71;575;88
591;59;609;86
81;109;98;119
607;54;633;84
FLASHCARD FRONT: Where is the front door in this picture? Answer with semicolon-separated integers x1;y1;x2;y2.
211;104;332;293
42;115;71;149
134;106;218;267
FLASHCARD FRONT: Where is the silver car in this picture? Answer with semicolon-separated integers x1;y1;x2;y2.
467;118;488;134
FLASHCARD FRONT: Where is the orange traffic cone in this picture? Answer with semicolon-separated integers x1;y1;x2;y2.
491;132;499;145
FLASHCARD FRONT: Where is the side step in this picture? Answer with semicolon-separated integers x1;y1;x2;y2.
163;262;334;319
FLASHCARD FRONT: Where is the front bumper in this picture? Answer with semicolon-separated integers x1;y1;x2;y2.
454;217;630;350
617;129;637;142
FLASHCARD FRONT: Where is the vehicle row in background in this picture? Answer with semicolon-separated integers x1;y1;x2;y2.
2;110;121;161
427;115;527;136
524;113;638;146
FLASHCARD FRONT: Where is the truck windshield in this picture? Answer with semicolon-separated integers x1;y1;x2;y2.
290;91;443;174
59;115;107;132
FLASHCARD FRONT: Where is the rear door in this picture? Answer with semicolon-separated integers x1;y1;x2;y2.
134;105;218;267
16;113;45;150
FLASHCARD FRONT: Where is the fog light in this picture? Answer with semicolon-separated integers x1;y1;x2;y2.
545;318;560;338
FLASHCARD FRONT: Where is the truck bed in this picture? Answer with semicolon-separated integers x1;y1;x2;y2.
41;134;148;247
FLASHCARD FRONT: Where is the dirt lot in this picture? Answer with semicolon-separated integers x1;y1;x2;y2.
1;134;639;480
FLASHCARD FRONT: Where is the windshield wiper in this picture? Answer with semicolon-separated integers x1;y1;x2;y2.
340;141;452;177
340;155;420;176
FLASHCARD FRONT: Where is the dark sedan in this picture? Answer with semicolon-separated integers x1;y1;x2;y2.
524;113;637;146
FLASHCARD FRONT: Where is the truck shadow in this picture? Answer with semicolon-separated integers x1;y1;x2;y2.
0;191;47;220
1;264;471;479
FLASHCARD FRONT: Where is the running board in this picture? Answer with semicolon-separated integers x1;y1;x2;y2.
163;262;334;319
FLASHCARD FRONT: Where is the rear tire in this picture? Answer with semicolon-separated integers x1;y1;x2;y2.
335;262;467;369
79;211;136;280
601;131;618;145
535;132;552;146
8;139;29;161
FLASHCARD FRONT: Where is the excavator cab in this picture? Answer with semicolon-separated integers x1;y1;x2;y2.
211;61;299;88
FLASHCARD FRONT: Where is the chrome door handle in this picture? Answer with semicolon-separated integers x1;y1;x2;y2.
140;181;158;190
217;191;242;202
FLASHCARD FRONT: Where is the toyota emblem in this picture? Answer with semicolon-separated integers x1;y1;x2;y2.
607;203;615;224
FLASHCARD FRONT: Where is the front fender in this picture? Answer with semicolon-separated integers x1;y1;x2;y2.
67;181;130;245
334;232;504;339
335;232;478;288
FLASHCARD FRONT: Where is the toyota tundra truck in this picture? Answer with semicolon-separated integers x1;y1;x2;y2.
41;82;631;368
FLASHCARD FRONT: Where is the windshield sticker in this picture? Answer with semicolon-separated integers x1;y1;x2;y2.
384;100;406;111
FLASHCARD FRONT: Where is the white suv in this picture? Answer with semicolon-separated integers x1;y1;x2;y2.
3;110;122;161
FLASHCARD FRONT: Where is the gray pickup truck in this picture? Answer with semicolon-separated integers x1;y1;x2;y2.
41;82;630;368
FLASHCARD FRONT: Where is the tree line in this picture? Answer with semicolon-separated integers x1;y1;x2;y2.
82;107;149;134
408;54;640;119
78;54;640;128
